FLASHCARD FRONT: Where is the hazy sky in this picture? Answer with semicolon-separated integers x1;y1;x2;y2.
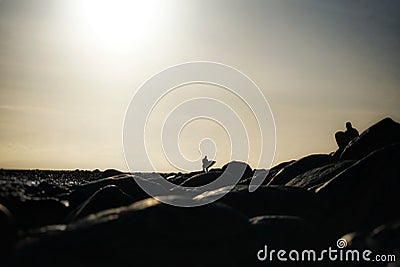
0;0;399;171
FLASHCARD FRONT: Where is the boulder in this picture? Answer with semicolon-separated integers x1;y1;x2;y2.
0;204;15;260
286;160;355;189
15;197;249;267
101;169;123;178
247;215;315;267
65;185;135;223
221;161;253;181
65;174;167;208
26;180;68;197
239;169;269;185
340;221;400;264
5;197;68;230
267;160;296;178
268;154;333;186
315;144;400;237
179;171;222;187
168;170;215;185
239;160;296;186
249;215;312;248
195;185;317;219
167;174;187;185
366;221;400;252
340;117;400;160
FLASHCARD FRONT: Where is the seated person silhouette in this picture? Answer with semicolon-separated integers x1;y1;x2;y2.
202;156;216;173
335;121;359;150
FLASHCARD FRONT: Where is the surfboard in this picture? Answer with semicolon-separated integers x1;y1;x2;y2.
206;160;216;169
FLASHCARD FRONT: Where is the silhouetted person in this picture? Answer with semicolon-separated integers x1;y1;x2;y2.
202;156;215;173
335;121;359;150
345;122;359;141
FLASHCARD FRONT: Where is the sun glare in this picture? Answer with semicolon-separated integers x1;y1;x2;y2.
77;0;162;50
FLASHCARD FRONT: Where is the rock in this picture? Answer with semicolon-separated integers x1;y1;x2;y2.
101;169;123;178
268;154;333;186
5;197;68;230
286;160;355;189
179;170;223;187
167;174;187;185
366;221;400;252
248;215;315;267
37;181;69;196
239;160;296;186
195;185;317;219
167;168;227;186
267;160;296;178
15;197;249;267
166;170;211;185
315;144;400;237
340;221;400;265
340;231;368;250
183;161;253;188
239;169;269;185
340;117;400;160
221;161;253;181
0;204;15;260
168;175;187;185
65;174;167;208
24;180;69;198
249;215;312;248
65;185;135;223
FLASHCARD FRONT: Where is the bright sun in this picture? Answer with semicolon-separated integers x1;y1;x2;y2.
77;0;162;50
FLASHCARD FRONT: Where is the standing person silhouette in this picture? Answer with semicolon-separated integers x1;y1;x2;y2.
202;156;215;173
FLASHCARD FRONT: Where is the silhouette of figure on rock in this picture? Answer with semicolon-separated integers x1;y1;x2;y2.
202;156;216;173
335;121;359;150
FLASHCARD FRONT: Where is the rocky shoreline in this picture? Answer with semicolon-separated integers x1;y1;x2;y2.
1;117;399;267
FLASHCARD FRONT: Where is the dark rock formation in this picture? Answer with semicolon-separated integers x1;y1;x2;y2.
247;215;315;267
315;143;400;237
4;197;67;230
221;161;253;181
196;185;317;219
239;169;269;185
65;185;135;223
366;221;400;252
101;169;123;178
180;161;252;188
268;154;333;186
15;198;249;267
0;204;15;260
239;160;296;186
286;160;355;189
166;170;203;185
249;215;312;248
2;117;399;267
340;117;400;160
268;160;296;178
65;174;167;208
340;220;400;267
179;170;223;187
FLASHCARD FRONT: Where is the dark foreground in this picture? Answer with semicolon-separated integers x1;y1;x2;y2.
1;118;399;267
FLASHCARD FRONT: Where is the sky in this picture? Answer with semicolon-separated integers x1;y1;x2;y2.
0;0;399;171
